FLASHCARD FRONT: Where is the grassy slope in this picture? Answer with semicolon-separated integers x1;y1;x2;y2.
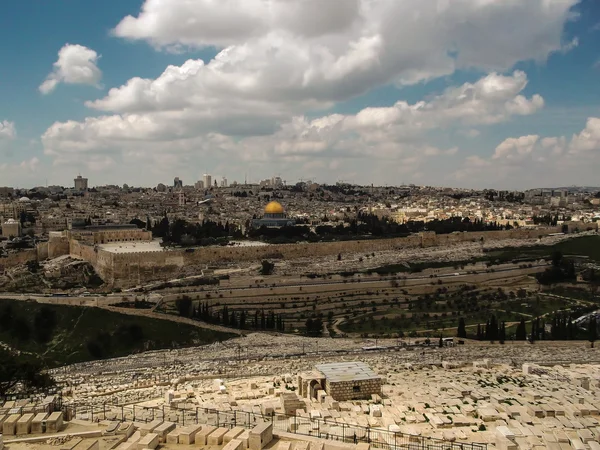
0;299;235;368
554;235;600;261
340;235;600;336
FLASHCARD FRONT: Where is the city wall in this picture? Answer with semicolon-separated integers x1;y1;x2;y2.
91;226;568;287
0;249;38;272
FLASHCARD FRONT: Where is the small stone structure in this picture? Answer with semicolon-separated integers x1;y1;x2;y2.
280;393;306;415
249;422;273;450
314;362;382;401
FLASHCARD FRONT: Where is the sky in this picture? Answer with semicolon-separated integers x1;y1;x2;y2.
0;0;599;190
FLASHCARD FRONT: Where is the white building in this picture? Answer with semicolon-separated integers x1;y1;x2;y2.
74;175;88;191
203;174;212;189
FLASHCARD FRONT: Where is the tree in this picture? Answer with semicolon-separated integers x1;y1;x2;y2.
457;318;467;338
260;260;275;276
499;321;506;344
305;317;323;337
588;316;598;347
587;269;599;297
175;296;192;317
33;306;57;344
516;318;527;340
529;319;536;344
12;317;31;342
0;348;54;397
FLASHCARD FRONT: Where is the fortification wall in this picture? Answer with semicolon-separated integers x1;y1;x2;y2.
36;242;49;260
0;249;38;271
6;224;574;287
47;236;70;259
101;226;567;287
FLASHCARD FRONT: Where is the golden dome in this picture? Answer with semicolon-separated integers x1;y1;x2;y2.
264;201;284;214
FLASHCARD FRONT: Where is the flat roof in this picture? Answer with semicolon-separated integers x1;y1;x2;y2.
99;240;163;254
315;361;380;383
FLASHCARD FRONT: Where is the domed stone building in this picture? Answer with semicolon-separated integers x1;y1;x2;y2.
252;201;296;228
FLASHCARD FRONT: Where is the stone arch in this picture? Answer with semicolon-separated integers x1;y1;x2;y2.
308;379;323;399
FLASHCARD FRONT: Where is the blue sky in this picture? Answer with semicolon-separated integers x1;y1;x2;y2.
0;0;599;189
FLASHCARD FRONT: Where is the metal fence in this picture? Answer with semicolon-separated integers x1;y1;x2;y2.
62;403;486;450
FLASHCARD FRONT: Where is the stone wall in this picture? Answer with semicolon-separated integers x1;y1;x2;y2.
78;226;570;287
2;224;576;286
0;249;38;272
325;377;382;401
93;229;153;244
47;234;70;259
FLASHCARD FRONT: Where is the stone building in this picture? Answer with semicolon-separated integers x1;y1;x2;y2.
1;219;22;238
74;175;88;191
299;362;382;401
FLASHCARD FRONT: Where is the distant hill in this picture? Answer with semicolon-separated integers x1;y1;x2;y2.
0;299;235;368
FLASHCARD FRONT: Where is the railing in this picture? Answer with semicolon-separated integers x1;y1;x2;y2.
61;403;487;450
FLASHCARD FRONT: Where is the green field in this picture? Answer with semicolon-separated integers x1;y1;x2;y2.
0;299;235;368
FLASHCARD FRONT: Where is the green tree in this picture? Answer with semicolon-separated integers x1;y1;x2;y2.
516;318;527;340
0;348;54;396
260;260;275;275
457;317;467;338
33;306;57;343
588;316;598;347
499;321;506;344
175;296;192;317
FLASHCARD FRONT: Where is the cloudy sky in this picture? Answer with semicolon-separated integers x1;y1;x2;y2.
1;0;599;189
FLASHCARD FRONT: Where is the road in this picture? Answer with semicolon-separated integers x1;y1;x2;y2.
99;306;246;335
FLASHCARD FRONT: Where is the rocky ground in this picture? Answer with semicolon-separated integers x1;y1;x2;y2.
0;255;104;292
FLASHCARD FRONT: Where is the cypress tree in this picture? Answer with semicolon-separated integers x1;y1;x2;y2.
516;318;527;340
457;318;467;338
589;316;598;347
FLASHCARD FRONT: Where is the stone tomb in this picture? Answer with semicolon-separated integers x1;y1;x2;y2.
315;362;382;402
2;414;20;435
46;412;64;433
249;422;273;450
16;413;34;435
195;425;217;446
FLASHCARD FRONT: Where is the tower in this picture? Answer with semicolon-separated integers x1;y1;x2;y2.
203;173;212;189
74;175;88;191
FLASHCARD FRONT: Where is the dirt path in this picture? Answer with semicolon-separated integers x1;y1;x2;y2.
99;306;245;335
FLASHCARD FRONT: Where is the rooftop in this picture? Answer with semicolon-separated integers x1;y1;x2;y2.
99;240;163;254
315;361;380;382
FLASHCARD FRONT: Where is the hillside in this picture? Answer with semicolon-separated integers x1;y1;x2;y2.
0;299;235;368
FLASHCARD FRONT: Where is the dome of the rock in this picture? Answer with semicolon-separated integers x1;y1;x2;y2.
264;201;284;215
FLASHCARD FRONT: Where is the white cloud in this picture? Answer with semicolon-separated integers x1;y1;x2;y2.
569;117;600;154
493;135;540;161
44;72;541;176
113;0;577;90
39;44;102;95
0;157;39;174
0;120;16;139
453;117;600;188
39;0;581;186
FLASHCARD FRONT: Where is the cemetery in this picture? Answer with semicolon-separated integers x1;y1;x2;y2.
1;333;599;450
